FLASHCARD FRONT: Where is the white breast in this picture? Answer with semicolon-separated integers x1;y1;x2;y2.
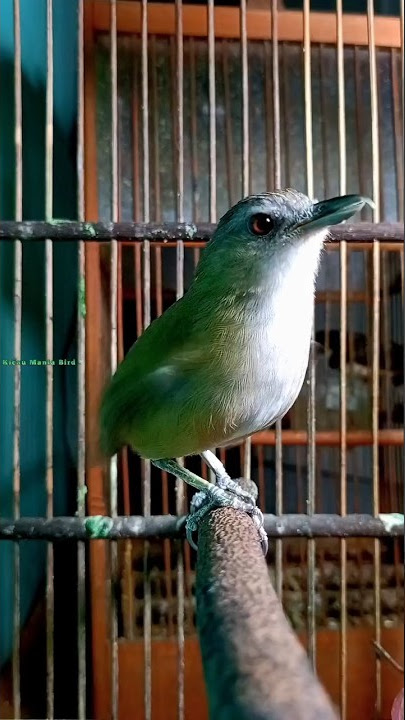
226;235;323;435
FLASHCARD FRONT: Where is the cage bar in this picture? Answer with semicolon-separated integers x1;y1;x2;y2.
12;1;22;716
0;513;403;541
303;0;317;673
109;2;119;719
336;0;348;717
0;220;402;243
367;1;382;713
76;0;87;717
271;0;284;602
45;1;55;716
208;0;216;223
140;3;152;717
240;0;251;480
175;4;185;718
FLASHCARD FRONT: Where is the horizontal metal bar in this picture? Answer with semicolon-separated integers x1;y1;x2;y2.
0;221;403;243
252;429;404;447
196;507;339;720
91;3;402;49
0;513;403;541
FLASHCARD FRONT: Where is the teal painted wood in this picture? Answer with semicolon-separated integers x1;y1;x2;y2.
0;0;78;669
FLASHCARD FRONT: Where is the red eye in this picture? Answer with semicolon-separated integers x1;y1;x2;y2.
249;213;274;236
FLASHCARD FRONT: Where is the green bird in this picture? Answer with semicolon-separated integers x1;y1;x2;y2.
100;189;370;550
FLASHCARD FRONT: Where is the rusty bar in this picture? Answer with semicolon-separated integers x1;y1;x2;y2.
109;2;119;718
240;0;251;479
76;0;86;717
208;0;216;222
0;512;403;541
391;49;403;221
196;508;338;720
91;3;402;47
151;52;173;633
401;0;404;113
336;0;347;717
0;220;402;243
252;428;403;446
151;36;161;224
368;0;380;222
222;41;236;206
140;3;152;718
12;0;22;716
368;1;382;713
189;38;200;222
372;235;382;716
303;0;316;673
271;0;283;600
175;3;185;718
45;1;55;716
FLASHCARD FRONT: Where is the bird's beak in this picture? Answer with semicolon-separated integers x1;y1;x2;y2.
295;194;373;233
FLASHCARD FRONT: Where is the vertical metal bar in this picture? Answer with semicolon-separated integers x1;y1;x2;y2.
208;0;216;223
271;0;283;599
175;3;185;718
76;1;86;717
367;2;382;714
271;0;281;190
151;34;174;636
222;41;235;207
240;0;249;198
45;2;55;716
189;38;199;224
141;3;152;718
110;2;119;718
240;0;251;479
368;1;380;223
12;1;22;716
401;0;404;117
336;2;347;718
303;1;314;201
391;50;403;221
303;0;316;672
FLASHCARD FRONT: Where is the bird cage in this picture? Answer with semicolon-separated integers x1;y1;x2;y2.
0;1;403;720
82;2;404;718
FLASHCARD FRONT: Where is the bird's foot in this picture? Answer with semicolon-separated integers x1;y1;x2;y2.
187;477;268;556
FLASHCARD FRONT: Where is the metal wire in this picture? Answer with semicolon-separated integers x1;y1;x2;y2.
76;1;86;717
271;0;284;602
109;2;119;719
141;4;152;716
303;0;316;672
12;1;22;716
1;514;402;541
45;1;55;715
175;4;185;717
336;1;347;717
367;2;382;714
208;0;216;224
240;0;252;480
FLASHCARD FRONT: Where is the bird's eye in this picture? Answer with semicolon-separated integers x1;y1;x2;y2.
248;213;274;237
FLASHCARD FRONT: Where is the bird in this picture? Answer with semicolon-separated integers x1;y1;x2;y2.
100;189;370;552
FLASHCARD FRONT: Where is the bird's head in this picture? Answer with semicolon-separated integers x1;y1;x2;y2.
193;189;371;291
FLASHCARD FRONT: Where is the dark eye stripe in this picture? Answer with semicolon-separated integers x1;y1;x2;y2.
248;213;274;237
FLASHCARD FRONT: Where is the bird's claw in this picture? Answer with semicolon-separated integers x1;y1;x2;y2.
186;479;268;555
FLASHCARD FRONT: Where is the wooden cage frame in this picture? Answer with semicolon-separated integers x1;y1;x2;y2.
83;3;403;719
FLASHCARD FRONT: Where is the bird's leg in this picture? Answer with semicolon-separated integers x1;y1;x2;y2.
198;449;267;554
152;457;267;554
200;449;256;502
